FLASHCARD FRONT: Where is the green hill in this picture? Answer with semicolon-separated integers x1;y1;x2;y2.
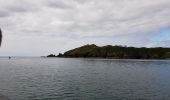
62;44;170;59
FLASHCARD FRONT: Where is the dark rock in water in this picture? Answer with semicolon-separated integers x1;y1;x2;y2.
47;53;64;57
57;53;64;57
47;54;57;57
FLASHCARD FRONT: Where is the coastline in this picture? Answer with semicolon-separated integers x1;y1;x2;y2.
46;56;170;60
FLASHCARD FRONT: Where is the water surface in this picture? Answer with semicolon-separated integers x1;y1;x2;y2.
0;57;170;100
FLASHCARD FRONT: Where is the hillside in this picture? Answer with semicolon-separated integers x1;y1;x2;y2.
62;44;170;59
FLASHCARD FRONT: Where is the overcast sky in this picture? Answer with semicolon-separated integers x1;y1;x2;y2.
0;0;170;56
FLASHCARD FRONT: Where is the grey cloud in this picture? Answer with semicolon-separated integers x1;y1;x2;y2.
0;0;41;19
46;0;73;9
2;0;170;36
7;5;38;13
0;10;10;17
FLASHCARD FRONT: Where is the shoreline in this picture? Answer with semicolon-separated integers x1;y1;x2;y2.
46;56;170;60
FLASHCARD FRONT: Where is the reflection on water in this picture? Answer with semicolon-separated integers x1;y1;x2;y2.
0;58;170;100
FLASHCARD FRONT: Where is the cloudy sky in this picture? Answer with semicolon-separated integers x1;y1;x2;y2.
0;0;170;56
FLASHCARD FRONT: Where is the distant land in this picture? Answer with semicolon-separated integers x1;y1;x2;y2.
47;44;170;59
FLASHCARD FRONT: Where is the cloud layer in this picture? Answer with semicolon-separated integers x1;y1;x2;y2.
0;0;170;56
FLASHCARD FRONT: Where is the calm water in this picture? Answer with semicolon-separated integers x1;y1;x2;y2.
0;58;170;100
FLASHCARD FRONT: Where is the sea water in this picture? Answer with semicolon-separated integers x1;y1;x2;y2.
0;57;170;100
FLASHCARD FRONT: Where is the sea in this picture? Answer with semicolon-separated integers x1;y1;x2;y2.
0;57;170;100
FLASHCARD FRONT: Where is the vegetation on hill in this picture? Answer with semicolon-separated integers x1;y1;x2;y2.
47;44;170;59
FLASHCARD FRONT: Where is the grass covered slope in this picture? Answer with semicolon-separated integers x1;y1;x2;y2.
64;44;170;59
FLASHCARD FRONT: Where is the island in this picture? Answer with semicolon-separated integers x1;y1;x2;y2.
47;44;170;59
47;53;63;57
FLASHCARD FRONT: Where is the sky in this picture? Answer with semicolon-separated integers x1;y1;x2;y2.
0;0;170;56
